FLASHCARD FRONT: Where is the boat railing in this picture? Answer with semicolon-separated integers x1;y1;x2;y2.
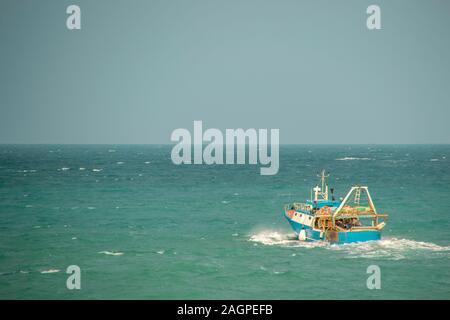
336;213;388;218
339;206;375;215
285;202;313;213
350;223;386;231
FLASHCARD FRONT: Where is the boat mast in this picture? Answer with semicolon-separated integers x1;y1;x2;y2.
314;169;329;201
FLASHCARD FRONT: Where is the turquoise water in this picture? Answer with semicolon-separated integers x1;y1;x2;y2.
0;145;449;299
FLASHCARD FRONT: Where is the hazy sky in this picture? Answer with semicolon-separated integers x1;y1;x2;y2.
1;0;449;144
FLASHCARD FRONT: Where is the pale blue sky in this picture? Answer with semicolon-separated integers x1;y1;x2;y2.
1;0;449;144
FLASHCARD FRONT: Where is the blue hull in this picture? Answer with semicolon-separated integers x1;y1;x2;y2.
285;214;381;244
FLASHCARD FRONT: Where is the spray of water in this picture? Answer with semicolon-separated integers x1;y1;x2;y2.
248;230;450;260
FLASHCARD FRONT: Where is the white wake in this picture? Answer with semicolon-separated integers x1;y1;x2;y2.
248;231;450;260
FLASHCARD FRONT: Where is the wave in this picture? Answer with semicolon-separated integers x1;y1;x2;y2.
329;237;450;260
98;251;124;256
335;157;372;161
248;231;450;260
249;231;327;248
40;269;60;274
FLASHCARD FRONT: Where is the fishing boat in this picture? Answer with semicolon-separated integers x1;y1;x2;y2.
284;170;388;244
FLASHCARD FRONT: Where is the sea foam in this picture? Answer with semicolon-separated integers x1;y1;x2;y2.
98;251;124;256
40;269;60;274
335;157;372;161
248;231;450;260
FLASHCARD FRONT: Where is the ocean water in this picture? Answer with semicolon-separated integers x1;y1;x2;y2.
0;144;449;299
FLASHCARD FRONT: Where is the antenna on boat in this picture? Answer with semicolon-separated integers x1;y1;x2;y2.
314;169;330;201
